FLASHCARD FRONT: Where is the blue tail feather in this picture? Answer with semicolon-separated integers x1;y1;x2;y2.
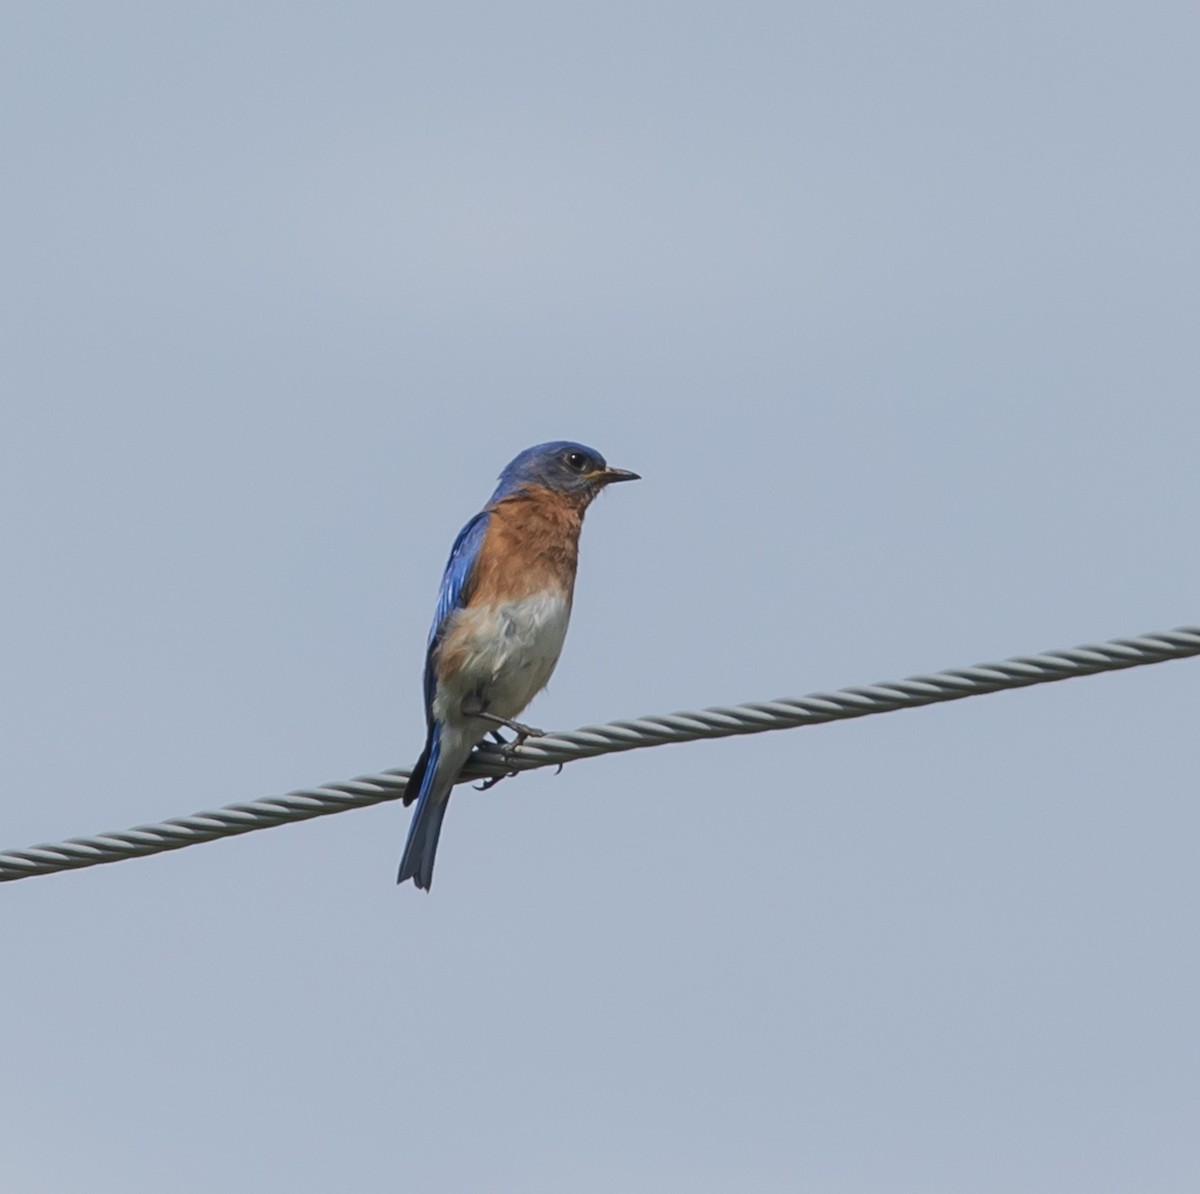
397;726;452;890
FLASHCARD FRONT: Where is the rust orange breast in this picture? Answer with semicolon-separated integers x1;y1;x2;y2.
471;486;584;605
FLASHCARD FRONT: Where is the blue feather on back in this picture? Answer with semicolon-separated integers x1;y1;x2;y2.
422;511;490;720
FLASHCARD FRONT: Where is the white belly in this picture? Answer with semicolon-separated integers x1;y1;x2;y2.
435;592;572;724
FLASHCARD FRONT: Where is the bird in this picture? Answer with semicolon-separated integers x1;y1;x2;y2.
397;441;640;890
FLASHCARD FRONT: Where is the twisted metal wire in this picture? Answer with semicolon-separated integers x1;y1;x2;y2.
2;625;1197;884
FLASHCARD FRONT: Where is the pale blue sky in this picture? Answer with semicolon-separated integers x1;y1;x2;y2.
3;2;1199;1190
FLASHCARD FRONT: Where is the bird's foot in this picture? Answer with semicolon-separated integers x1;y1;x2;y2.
460;696;547;744
475;770;517;792
498;722;547;765
505;719;544;747
467;708;545;747
468;711;546;786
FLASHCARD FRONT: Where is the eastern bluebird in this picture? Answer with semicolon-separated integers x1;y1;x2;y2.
397;441;639;889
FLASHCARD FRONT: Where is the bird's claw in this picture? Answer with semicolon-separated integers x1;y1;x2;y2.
472;721;550;788
499;727;546;763
474;770;517;792
505;720;545;747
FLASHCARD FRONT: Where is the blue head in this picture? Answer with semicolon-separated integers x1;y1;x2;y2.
490;441;640;503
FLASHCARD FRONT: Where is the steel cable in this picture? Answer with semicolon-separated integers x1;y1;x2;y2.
2;625;1196;883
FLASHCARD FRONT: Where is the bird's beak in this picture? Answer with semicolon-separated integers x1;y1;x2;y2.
595;467;640;485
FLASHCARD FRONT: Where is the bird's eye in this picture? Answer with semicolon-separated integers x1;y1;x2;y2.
564;451;589;472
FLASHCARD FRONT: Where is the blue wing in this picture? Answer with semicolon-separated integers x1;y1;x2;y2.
422;510;490;722
399;509;493;886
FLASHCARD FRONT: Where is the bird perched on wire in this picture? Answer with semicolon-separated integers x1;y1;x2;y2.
398;441;640;890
